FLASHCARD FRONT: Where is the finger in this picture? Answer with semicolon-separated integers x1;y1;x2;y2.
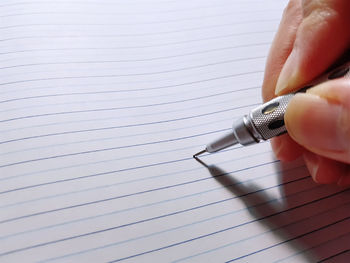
337;168;350;187
285;78;350;164
303;150;348;184
262;0;303;160
262;0;302;161
275;0;350;95
270;134;304;161
262;0;303;102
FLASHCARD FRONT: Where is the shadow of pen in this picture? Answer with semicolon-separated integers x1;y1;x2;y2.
193;156;319;262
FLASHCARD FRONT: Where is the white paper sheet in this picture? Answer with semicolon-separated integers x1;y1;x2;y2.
0;0;349;262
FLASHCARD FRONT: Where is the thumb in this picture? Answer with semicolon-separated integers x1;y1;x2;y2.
285;78;350;164
275;0;350;95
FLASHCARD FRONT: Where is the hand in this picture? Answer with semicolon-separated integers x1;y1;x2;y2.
262;0;350;186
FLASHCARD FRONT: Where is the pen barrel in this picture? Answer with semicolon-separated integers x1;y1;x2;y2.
249;93;293;140
248;60;350;141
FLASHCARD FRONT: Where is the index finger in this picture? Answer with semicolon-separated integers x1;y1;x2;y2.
262;0;302;102
262;0;304;161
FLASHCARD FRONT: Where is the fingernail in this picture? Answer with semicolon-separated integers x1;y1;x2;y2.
285;93;348;152
275;48;301;95
303;151;319;182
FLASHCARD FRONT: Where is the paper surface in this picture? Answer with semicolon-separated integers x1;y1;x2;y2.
0;0;349;262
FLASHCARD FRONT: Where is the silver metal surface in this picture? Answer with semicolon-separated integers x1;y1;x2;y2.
194;61;350;156
206;131;238;153
249;61;350;141
232;117;259;145
250;94;293;140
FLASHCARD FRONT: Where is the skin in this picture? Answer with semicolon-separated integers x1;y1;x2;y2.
262;0;350;186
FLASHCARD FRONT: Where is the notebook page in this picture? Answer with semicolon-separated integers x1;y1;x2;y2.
0;0;349;262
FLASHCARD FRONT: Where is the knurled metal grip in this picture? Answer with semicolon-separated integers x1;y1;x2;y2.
246;61;350;141
206;61;350;152
249;93;293;140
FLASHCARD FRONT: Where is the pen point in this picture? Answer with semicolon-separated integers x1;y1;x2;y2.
193;149;207;159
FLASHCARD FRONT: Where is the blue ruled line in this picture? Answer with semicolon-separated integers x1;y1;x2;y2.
0;165;305;242
40;190;348;263
1;168;314;258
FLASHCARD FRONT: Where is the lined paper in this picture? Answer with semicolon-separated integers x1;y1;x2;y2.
0;0;349;262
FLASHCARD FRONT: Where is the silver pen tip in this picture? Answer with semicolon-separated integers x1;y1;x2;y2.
193;149;207;159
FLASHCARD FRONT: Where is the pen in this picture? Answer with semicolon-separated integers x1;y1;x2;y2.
194;61;350;158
